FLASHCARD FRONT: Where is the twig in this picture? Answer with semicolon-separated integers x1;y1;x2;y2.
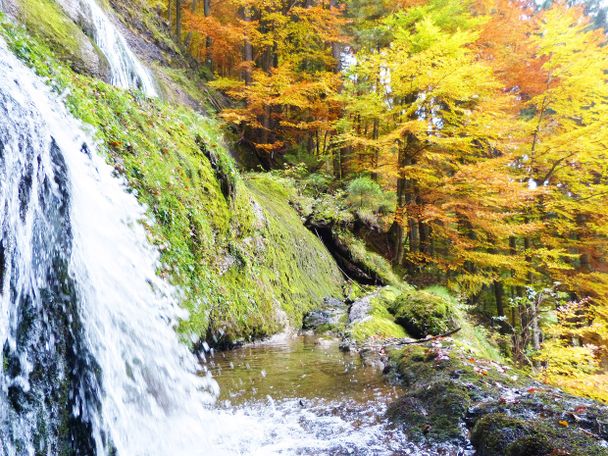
390;327;462;346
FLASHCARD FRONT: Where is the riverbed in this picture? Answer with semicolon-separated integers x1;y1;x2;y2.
205;335;463;455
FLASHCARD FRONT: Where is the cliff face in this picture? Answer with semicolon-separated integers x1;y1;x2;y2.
0;0;344;346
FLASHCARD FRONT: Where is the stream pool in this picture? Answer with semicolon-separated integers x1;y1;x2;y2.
205;335;462;455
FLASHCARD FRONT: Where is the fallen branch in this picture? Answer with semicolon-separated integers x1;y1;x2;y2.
390;327;462;346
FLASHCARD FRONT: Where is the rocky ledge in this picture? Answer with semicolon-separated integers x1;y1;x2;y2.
386;340;608;456
303;287;608;455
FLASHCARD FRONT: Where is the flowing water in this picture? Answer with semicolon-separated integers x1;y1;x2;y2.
208;335;418;455
56;0;157;95
0;37;219;455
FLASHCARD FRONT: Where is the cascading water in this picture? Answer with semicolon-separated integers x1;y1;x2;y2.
56;0;157;96
0;37;223;455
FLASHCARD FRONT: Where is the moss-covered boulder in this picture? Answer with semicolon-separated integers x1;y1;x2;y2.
470;412;608;456
389;290;457;338
7;0;109;78
386;342;608;455
471;414;534;456
387;380;471;443
0;20;344;347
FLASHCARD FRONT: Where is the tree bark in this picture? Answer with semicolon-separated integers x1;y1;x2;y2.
391;133;419;266
240;6;254;85
175;0;183;40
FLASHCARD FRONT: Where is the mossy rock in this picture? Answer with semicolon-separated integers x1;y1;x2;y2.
471;414;531;456
506;435;553;456
387;380;471;443
347;287;408;344
387;341;608;454
471;412;608;456
350;315;407;343
13;0;108;78
389;290;457;338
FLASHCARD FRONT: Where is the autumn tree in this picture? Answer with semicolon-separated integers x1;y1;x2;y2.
207;0;348;167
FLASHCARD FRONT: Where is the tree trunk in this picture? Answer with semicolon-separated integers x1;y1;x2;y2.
391;133;419;266
240;6;253;84
531;294;541;351
175;0;183;40
202;0;212;68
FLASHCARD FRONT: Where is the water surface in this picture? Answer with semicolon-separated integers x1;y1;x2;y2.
207;335;431;455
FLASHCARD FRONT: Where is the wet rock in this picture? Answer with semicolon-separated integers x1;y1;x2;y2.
348;291;379;324
302;297;348;334
387;379;471;444
359;346;387;370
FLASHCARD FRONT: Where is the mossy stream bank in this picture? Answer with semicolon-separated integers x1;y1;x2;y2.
300;287;608;455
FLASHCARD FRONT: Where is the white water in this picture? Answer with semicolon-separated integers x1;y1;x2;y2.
0;37;218;455
56;0;157;96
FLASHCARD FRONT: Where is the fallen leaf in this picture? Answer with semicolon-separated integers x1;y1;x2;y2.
558;420;569;427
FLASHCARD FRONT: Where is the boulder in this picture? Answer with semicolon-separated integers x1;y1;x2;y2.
389;290;458;338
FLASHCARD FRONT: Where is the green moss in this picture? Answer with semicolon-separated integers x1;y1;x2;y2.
389;289;457;338
14;0;104;75
336;230;404;287
387;379;471;443
423;286;504;361
0;20;343;345
471;414;531;456
349;288;408;343
245;174;344;324
350;315;407;343
470;413;605;456
160;67;217;108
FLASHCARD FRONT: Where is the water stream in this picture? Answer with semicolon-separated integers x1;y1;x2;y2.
209;335;417;455
56;0;157;95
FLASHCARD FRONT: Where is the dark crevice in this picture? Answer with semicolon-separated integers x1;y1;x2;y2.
306;223;385;286
195;135;235;202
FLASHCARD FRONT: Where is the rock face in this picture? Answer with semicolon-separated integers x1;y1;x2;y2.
302;297;348;333
5;0;110;79
386;341;608;455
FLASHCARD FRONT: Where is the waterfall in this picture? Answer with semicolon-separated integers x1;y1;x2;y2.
56;0;158;96
0;38;224;455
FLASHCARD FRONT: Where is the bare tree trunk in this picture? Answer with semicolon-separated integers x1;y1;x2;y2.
329;0;342;71
531;294;541;351
203;0;212;68
175;0;183;40
391;133;419;266
240;6;254;84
